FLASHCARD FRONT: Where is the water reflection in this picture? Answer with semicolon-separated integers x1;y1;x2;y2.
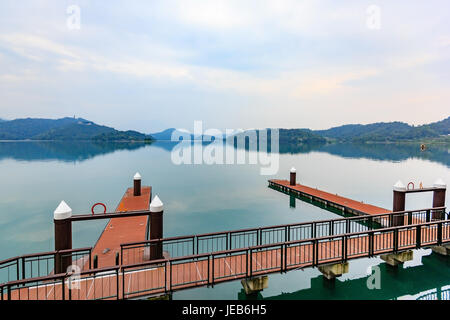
0;141;151;162
0;141;447;168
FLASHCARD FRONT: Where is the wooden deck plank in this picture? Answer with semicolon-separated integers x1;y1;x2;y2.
90;186;151;268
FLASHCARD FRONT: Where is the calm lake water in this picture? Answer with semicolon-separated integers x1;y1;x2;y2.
0;140;448;300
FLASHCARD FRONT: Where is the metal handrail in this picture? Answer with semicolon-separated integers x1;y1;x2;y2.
2;218;449;300
120;206;446;251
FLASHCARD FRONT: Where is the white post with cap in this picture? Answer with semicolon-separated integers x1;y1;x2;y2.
392;181;406;226
290;167;296;186
133;172;142;196
432;178;446;220
54;201;73;274
149;195;164;260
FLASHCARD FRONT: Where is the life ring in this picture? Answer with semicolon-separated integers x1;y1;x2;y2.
407;182;414;190
91;203;107;215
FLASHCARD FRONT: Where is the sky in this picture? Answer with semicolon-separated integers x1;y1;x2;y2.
0;1;449;133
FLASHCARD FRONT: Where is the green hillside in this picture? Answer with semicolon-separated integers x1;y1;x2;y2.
315;116;449;142
0;117;153;141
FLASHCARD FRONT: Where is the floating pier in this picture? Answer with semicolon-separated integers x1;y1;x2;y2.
269;168;447;223
269;179;390;216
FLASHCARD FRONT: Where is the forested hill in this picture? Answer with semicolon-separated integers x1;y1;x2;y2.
314;116;449;142
0;117;153;141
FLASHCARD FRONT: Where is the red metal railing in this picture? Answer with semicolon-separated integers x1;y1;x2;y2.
1;218;449;300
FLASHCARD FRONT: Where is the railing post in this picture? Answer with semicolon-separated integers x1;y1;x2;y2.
16;259;19;281
284;244;288;272
329;221;333;236
437;222;442;245
164;261;167;293
68;277;72;300
243;250;247;278
416;225;421;249
21;257;25;281
116;268;119;300
346;219;350;234
258;228;262;246
61;277;65;300
280;245;284;272
393;229;399;252
368;216;373;230
369;232;374;257
311;240;316;266
341;236;347;262
426;210;430;223
315;240;319;266
312;222;316;238
122;266;126;299
211;255;215;285
249;249;253;278
169;260;173;291
228;233;231;251
408;212;412;225
287;226;290;242
207;256;210;286
7;285;11;301
196;237;199;255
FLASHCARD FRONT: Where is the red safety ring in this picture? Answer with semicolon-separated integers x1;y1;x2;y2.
91;203;107;215
407;182;414;190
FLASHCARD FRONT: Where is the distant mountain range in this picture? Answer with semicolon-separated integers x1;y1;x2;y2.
0;117;153;141
315;116;449;142
229;116;449;144
0;116;448;143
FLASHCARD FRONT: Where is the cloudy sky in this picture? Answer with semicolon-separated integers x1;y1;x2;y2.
0;1;449;132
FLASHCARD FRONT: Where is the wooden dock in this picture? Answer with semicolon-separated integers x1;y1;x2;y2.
269;179;391;216
1;177;447;300
90;186;151;268
5;220;449;300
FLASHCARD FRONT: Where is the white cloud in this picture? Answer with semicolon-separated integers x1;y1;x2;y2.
0;33;79;59
0;1;449;130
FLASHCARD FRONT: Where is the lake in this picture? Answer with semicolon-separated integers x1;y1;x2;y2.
0;140;448;300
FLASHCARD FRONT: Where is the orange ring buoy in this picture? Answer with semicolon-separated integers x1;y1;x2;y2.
91;203;107;215
407;182;414;190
